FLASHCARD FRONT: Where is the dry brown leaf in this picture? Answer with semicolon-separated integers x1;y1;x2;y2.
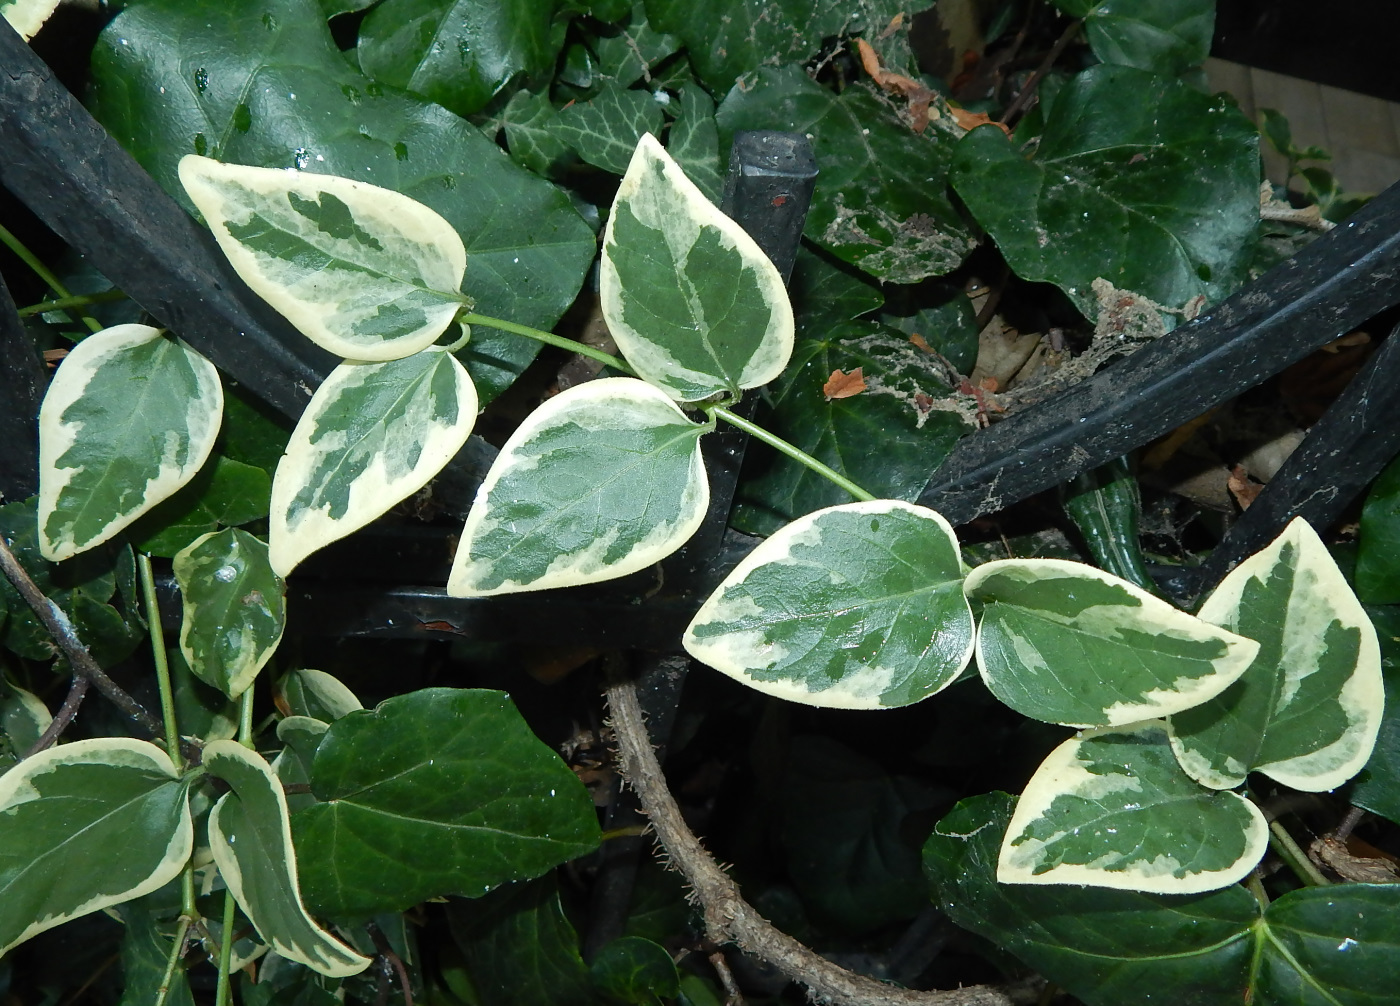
853;37;935;132
877;11;903;40
823;367;867;400
1310;836;1400;884
949;107;1010;136
1227;465;1263;510
909;333;934;354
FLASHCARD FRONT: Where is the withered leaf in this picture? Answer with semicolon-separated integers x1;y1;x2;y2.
823;367;867;401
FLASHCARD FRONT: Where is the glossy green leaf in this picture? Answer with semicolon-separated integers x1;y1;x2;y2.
180;155;466;362
594;4;679;86
0;499;145;668
1170;518;1383;792
950;65;1259;320
38;324;222;562
501;88;575;178
169;645;238;743
716;67;975;284
1051;0;1214;76
554;83;665;176
686;501;973;708
879;282;980;374
1000;723;1267;893
276;669;364;723
275;717;328;817
601;134;793;401
446;874;594;1006
0;738;192;955
778;735;943;933
293;688;601;919
966;558;1259;727
448;378;708;596
591;936;679;1005
0;683;50;768
667;88;723;204
1;0;57;39
174;529;286;699
732;321;971;536
358;0;566;118
131;456;271;558
1357;453;1400;604
204;740;370;977
644;0;904;93
270;348;478;576
928;792;1400;1004
86;0;595;402
1350;605;1400;825
117;905;195;1006
788;245;884;337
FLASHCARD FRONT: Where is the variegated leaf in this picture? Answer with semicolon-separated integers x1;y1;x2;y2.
0;738;192;954
1169;518;1384;792
276;669;363;723
965;558;1258;727
1000;722;1267;894
684;501;973;709
174;529;286;699
1;0;59;39
178;156;466;362
204;740;370;977
38;324;222;562
447;377;708;596
600;133;793;402
269;348;477;576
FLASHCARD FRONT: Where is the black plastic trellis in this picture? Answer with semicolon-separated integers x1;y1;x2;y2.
4;24;1400;642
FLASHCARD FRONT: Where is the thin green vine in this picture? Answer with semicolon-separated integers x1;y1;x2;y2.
459;311;636;375
0;223;102;334
16;289;128;318
1268;820;1329;887
137;553;183;768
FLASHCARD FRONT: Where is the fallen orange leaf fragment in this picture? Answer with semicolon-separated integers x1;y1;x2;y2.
823;368;866;400
949;107;1011;136
909;333;934;354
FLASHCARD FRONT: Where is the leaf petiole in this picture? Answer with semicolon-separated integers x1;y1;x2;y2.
0;222;103;333
459;311;636;375
706;404;876;503
138;553;183;769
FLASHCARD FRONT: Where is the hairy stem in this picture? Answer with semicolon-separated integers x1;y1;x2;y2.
459;312;636;375
605;673;1012;1006
0;535;165;738
0;222;102;333
22;674;90;757
139;553;183;768
708;405;877;502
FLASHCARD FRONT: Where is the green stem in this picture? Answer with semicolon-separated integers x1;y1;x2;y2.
153;916;193;1006
459;311;636;375
707;405;876;502
1245;869;1269;908
214;886;238;1006
180;864;198;922
138;554;183;769
0;223;102;334
1269;820;1329;886
237;687;255;747
16;289;127;317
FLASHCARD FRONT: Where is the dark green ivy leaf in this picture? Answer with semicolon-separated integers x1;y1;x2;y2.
552;82;666;175
951;64;1259;321
1051;0;1215;77
1358;455;1400;605
293;688;601;920
591;936;679;1005
1349;604;1400;826
130;456;271;559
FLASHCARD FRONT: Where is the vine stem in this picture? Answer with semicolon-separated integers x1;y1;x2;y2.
0;222;102;333
215;688;257;1006
708;405;876;502
1269;820;1330;887
999;16;1082;126
0;535;166;740
459;312;637;375
138;553;183;768
22;674;90;757
153;917;193;1006
605;671;1014;1006
16;289;127;317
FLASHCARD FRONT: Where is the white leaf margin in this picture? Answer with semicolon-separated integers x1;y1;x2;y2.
965;558;1261;727
683;500;974;710
447;376;710;597
998;722;1268;895
38;324;222;562
0;738;192;955
1177;517;1384;792
268;349;478;577
178;155;466;362
600;133;794;401
204;739;371;978
2;0;59;39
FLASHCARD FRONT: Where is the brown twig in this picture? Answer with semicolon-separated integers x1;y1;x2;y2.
22;673;90;758
605;675;1013;1006
367;922;415;1006
1332;806;1367;842
999;18;1082;127
709;949;746;1005
0;535;164;740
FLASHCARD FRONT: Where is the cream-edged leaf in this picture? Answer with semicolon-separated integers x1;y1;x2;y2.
178;156;466;362
965;558;1258;727
269;348;477;576
448;377;709;596
684;501;973;709
600;133;793;401
999;722;1267;894
203;740;370;978
174;529;286;700
38;324;222;562
1;0;59;40
276;669;364;723
0;738;192;955
1169;518;1384;792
